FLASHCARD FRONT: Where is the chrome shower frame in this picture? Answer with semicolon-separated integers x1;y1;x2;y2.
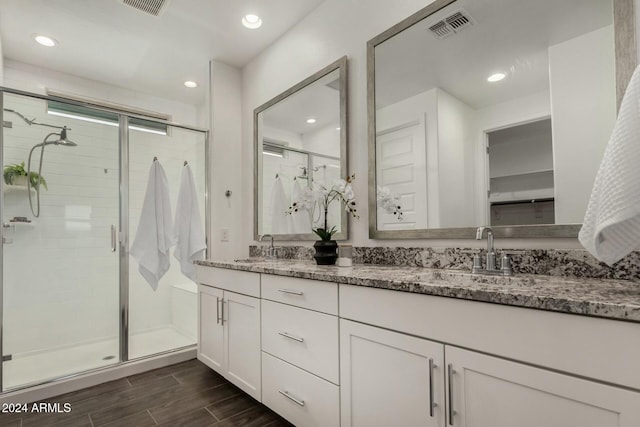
0;86;211;395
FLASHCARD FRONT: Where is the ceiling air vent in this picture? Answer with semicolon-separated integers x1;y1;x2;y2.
427;9;474;39
120;0;170;17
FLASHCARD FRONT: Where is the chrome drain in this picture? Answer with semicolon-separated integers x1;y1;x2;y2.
102;355;116;360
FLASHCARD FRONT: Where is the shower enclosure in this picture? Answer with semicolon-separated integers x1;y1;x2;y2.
0;88;209;392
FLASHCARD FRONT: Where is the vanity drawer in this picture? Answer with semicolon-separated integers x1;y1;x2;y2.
262;300;339;384
195;266;260;298
262;351;339;427
261;275;338;314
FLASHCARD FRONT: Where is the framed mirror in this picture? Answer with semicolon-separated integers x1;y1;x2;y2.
368;0;636;238
254;56;348;241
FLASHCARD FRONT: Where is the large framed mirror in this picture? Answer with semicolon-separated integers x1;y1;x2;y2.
255;56;348;241
368;0;636;238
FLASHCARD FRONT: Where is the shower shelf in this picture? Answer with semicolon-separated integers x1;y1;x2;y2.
3;183;36;193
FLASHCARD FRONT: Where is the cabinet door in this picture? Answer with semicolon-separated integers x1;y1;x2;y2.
197;285;225;372
224;291;262;401
446;346;640;427
340;319;445;427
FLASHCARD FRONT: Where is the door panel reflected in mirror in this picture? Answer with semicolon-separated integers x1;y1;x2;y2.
369;0;632;238
255;58;347;240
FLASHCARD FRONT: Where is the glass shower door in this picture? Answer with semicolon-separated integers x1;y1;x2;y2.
2;92;121;390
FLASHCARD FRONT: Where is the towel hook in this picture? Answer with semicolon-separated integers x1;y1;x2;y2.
153;156;158;161
184;160;188;166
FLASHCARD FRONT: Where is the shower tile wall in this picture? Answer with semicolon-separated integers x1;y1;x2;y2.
3;93;204;367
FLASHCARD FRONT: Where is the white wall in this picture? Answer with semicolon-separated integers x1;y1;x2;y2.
549;26;616;224
0;34;4;85
240;0;586;251
209;60;244;259
436;89;475;228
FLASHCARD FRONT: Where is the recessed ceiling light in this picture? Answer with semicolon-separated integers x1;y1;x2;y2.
306;118;317;124
34;35;57;47
184;81;198;88
242;14;262;29
487;72;506;83
336;127;341;131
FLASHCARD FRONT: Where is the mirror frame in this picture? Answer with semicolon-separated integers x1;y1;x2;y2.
254;56;348;241
367;0;637;239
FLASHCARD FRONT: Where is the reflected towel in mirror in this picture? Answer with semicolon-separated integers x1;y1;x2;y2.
270;176;291;234
291;178;311;233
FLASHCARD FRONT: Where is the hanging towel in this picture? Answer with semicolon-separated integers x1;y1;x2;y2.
579;64;640;265
174;164;207;281
270;176;291;234
130;160;174;290
291;178;311;233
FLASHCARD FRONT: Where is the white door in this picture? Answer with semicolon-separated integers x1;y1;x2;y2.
340;319;445;427
376;121;428;230
197;285;224;372
224;291;262;401
446;346;640;427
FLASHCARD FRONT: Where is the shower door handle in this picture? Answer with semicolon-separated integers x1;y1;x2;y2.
110;225;117;252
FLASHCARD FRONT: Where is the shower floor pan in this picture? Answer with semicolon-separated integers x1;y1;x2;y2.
3;327;194;391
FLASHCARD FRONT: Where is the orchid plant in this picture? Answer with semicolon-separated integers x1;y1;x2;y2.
288;174;359;241
377;186;404;220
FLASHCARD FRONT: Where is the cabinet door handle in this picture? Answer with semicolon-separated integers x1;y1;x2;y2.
110;225;117;252
277;288;304;296
221;299;226;324
448;363;456;425
429;358;437;417
216;297;221;324
279;390;305;407
278;331;304;343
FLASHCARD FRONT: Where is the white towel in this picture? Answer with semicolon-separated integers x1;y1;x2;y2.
174;164;207;281
579;65;640;265
270;176;291;234
130;161;174;290
291;178;311;233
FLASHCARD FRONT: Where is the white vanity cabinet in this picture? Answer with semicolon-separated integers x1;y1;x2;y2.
260;275;340;427
340;319;445;427
196;266;261;401
340;284;640;427
446;346;640;427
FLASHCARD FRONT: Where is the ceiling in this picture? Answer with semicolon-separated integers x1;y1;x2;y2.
375;0;613;109
0;0;326;105
262;69;340;135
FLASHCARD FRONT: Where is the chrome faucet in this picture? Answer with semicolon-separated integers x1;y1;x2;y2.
473;226;512;276
259;234;277;259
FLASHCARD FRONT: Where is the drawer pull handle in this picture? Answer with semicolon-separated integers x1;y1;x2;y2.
278;332;305;343
277;288;304;296
429;358;437;417
279;390;305;407
448;364;456;425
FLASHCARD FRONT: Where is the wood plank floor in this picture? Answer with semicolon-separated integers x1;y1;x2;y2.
0;359;294;427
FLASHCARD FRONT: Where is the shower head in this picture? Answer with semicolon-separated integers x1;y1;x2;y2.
54;127;77;146
40;127;77;147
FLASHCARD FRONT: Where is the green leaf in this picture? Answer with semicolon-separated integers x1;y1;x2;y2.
313;226;337;241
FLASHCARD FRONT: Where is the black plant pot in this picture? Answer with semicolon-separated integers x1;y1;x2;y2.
313;240;338;265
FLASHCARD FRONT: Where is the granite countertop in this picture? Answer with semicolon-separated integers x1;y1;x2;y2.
195;259;640;323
